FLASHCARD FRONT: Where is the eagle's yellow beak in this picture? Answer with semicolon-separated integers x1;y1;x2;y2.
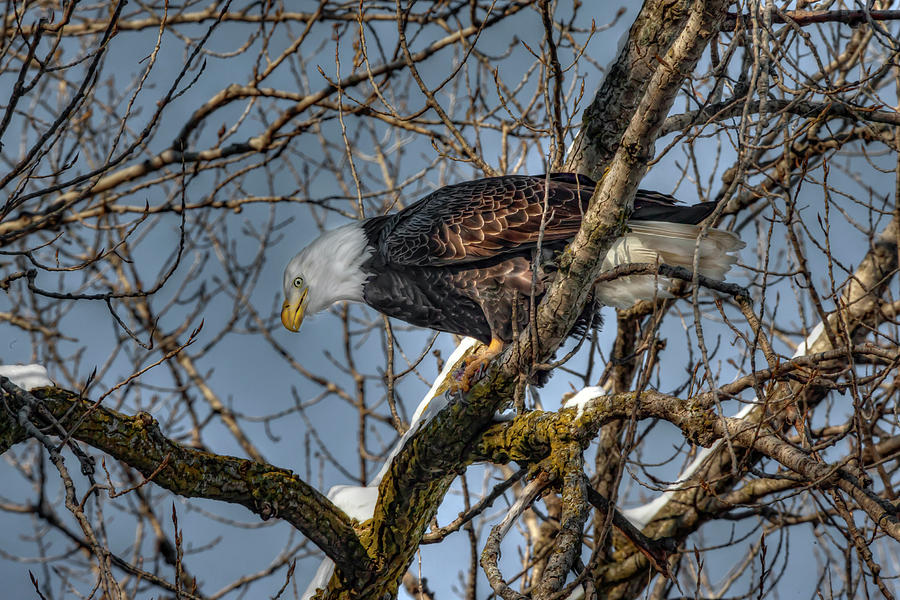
281;288;308;332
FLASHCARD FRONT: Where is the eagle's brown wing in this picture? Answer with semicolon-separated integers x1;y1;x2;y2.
366;173;716;267
366;174;590;266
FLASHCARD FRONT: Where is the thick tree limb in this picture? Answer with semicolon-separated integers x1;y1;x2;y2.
533;448;589;599
505;0;732;377
564;0;699;178
0;384;375;586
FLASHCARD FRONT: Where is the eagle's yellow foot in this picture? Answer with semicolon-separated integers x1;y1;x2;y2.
452;337;505;392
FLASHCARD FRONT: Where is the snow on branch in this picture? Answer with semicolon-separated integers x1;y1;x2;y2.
0;364;54;390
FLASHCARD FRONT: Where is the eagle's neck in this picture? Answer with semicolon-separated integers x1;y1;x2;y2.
300;223;372;314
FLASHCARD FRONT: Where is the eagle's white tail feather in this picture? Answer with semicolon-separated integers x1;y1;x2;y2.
594;221;744;309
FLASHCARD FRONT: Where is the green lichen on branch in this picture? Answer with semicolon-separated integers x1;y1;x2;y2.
0;386;375;586
352;371;520;597
474;390;720;471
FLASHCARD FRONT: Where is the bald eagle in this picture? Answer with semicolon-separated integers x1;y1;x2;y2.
282;173;743;381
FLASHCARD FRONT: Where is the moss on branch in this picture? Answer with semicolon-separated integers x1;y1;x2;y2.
473;391;719;470
0;386;375;586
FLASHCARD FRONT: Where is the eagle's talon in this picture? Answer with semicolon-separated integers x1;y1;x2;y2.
452;361;484;393
450;337;505;393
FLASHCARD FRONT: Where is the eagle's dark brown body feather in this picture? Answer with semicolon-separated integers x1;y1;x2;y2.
359;173;719;344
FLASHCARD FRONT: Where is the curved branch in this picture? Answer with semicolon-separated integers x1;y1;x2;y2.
0;383;375;585
481;473;550;600
660;96;900;137
723;9;900;28
534;448;589;598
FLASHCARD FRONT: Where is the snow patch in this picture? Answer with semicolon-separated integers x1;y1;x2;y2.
301;558;336;600
371;336;478;486
796;322;825;355
0;364;54;390
562;386;604;419
327;485;380;522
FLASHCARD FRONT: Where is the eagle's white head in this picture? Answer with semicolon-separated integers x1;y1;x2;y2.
281;223;372;332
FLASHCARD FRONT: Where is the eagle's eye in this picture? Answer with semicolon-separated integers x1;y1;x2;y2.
293;276;304;288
